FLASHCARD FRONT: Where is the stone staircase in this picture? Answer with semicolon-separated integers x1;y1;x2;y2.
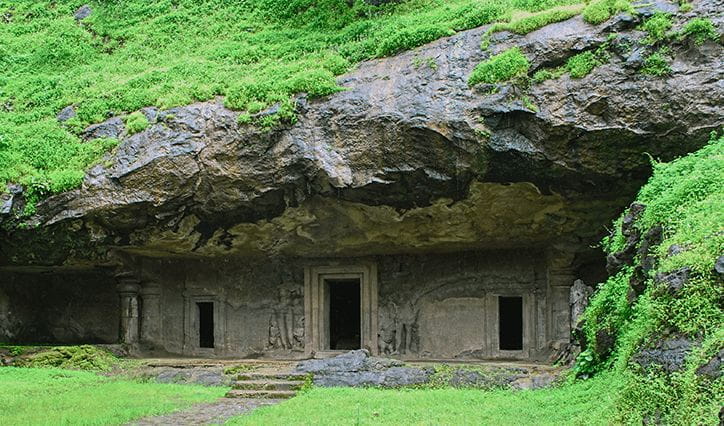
225;372;307;399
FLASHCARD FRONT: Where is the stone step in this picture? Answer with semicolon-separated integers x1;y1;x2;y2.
237;372;307;381
232;380;303;391
225;389;297;399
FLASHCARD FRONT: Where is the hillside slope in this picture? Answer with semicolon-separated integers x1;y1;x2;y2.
578;134;723;424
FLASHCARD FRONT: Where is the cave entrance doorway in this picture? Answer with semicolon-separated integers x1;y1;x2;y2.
197;302;215;348
304;264;379;357
498;296;523;351
326;279;361;350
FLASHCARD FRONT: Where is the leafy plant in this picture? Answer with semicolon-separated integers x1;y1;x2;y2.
532;67;565;83
641;48;671;76
565;51;601;78
679;18;718;45
582;0;632;25
640;12;673;45
124;112;149;135
468;47;530;86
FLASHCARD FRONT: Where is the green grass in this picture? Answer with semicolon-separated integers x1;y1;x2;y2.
0;0;581;207
230;372;623;425
0;367;226;425
468;47;530;85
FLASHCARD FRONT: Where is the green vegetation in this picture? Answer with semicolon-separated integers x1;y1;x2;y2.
11;345;121;371
0;0;583;206
582;0;632;25
680;18;718;45
577;134;724;424
490;4;583;36
231;372;623;425
678;1;693;13
0;367;226;424
468;47;530;85
640;12;673;44
124;111;149;135
641;47;671;76
565;51;601;78
532;68;566;83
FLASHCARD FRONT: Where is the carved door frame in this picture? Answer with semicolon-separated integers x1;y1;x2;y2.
182;291;225;356
304;263;378;358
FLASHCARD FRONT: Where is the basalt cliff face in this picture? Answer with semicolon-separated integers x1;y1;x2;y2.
1;1;722;268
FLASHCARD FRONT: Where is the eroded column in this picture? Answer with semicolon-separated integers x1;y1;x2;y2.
140;282;162;347
116;272;140;345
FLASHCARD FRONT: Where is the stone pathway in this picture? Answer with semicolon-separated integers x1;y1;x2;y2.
129;398;282;425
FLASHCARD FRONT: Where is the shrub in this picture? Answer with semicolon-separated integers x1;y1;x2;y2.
641;48;671;76
468;47;530;86
582;0;632;25
565;51;601;78
15;345;119;371
640;12;673;45
124;112;149;135
680;18;718;45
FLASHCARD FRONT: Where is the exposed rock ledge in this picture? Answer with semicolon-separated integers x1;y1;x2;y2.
1;0;722;267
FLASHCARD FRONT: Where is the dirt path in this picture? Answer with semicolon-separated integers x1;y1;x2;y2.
129;398;282;425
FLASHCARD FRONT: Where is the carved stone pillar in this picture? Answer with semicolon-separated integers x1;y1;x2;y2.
116;272;140;345
140;282;162;347
547;248;577;344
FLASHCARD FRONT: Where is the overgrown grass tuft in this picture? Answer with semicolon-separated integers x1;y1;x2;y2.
468;47;530;85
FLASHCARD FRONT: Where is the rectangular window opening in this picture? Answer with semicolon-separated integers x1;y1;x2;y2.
327;279;361;350
197;302;215;348
498;296;523;351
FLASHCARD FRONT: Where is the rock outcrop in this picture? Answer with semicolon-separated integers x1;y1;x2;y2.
1;0;722;267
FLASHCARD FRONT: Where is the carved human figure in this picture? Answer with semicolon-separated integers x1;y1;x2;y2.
378;301;398;355
293;316;305;350
276;288;294;349
395;301;419;355
269;285;304;351
268;317;283;349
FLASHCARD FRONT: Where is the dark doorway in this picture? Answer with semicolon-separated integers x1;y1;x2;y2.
197;302;215;348
328;279;361;350
498;296;523;350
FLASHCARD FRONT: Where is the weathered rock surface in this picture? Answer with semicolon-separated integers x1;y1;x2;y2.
1;0;722;267
696;349;723;380
295;350;561;389
632;336;694;373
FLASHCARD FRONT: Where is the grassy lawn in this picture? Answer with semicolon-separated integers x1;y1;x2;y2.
231;372;623;425
0;367;226;425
